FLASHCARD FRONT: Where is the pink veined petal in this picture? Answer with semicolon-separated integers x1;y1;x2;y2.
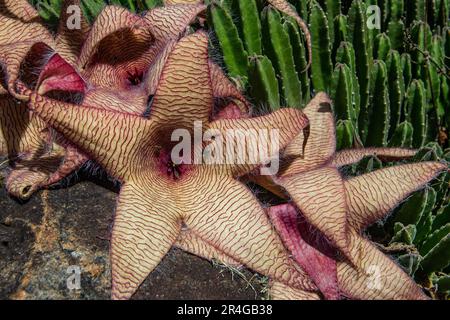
268;203;340;300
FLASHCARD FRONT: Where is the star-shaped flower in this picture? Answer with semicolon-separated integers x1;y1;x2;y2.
1;0;207;198
176;93;447;300
263;93;447;299
20;31;318;300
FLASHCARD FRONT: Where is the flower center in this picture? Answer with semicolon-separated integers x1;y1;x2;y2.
126;68;144;86
157;149;189;181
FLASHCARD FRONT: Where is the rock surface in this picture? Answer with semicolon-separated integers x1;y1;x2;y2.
0;172;264;300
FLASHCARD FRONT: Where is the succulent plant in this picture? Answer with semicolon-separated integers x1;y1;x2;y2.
361;144;450;299
206;0;448;150
206;3;450;299
11;29;317;300
253;93;446;299
0;0;211;199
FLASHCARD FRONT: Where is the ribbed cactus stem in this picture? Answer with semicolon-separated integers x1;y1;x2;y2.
283;17;310;104
331;63;356;124
332;14;348;62
388;121;413;148
335;41;361;129
348;0;371;142
209;3;249;85
262;6;302;107
336;119;355;150
374;33;392;61
309;0;333;93
237;0;262;55
405;79;428;148
249;55;281;111
321;0;341;42
366;60;390;147
388;20;405;51
386;50;405;139
401;53;413;89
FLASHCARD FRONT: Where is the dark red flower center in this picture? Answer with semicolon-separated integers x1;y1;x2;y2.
157;149;190;181
126;68;144;86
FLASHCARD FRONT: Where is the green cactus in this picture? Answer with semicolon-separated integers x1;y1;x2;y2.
388;121;413;148
288;0;308;19
405;80;428;148
406;0;427;26
309;1;333;93
398;253;422;276
410;21;432;81
332;13;349;59
249;55;281;110
354;154;382;174
373;33;391;61
420;232;450;274
331;63;357;126
391;223;417;245
205;0;449;153
433;204;450;231
283;17;310;104
209;3;249;85
388;19;405;51
435;275;450;295
318;0;342;42
236;0;263;55
386;1;406;51
366;60;390;147
336;119;355;150
429;35;445;121
386;50;405;139
394;189;429;227
401;53;413;89
335;42;361;117
348;0;371;142
30;0;450;300
262;6;302;107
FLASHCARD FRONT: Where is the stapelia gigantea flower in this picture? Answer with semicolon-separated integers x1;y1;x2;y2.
261;93;448;299
0;0;206;198
17;31;323;300
176;93;448;300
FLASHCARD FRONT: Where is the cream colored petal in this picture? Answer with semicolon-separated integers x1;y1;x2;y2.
337;230;428;300
280;92;335;176
345;162;448;231
184;173;316;292
175;228;241;267
150;31;212;128
144;4;206;42
269;281;321;300
278;166;351;262
0;96;47;157
28;93;155;181
111;182;181;300
332;148;417;167
207;108;309;177
77;5;151;70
